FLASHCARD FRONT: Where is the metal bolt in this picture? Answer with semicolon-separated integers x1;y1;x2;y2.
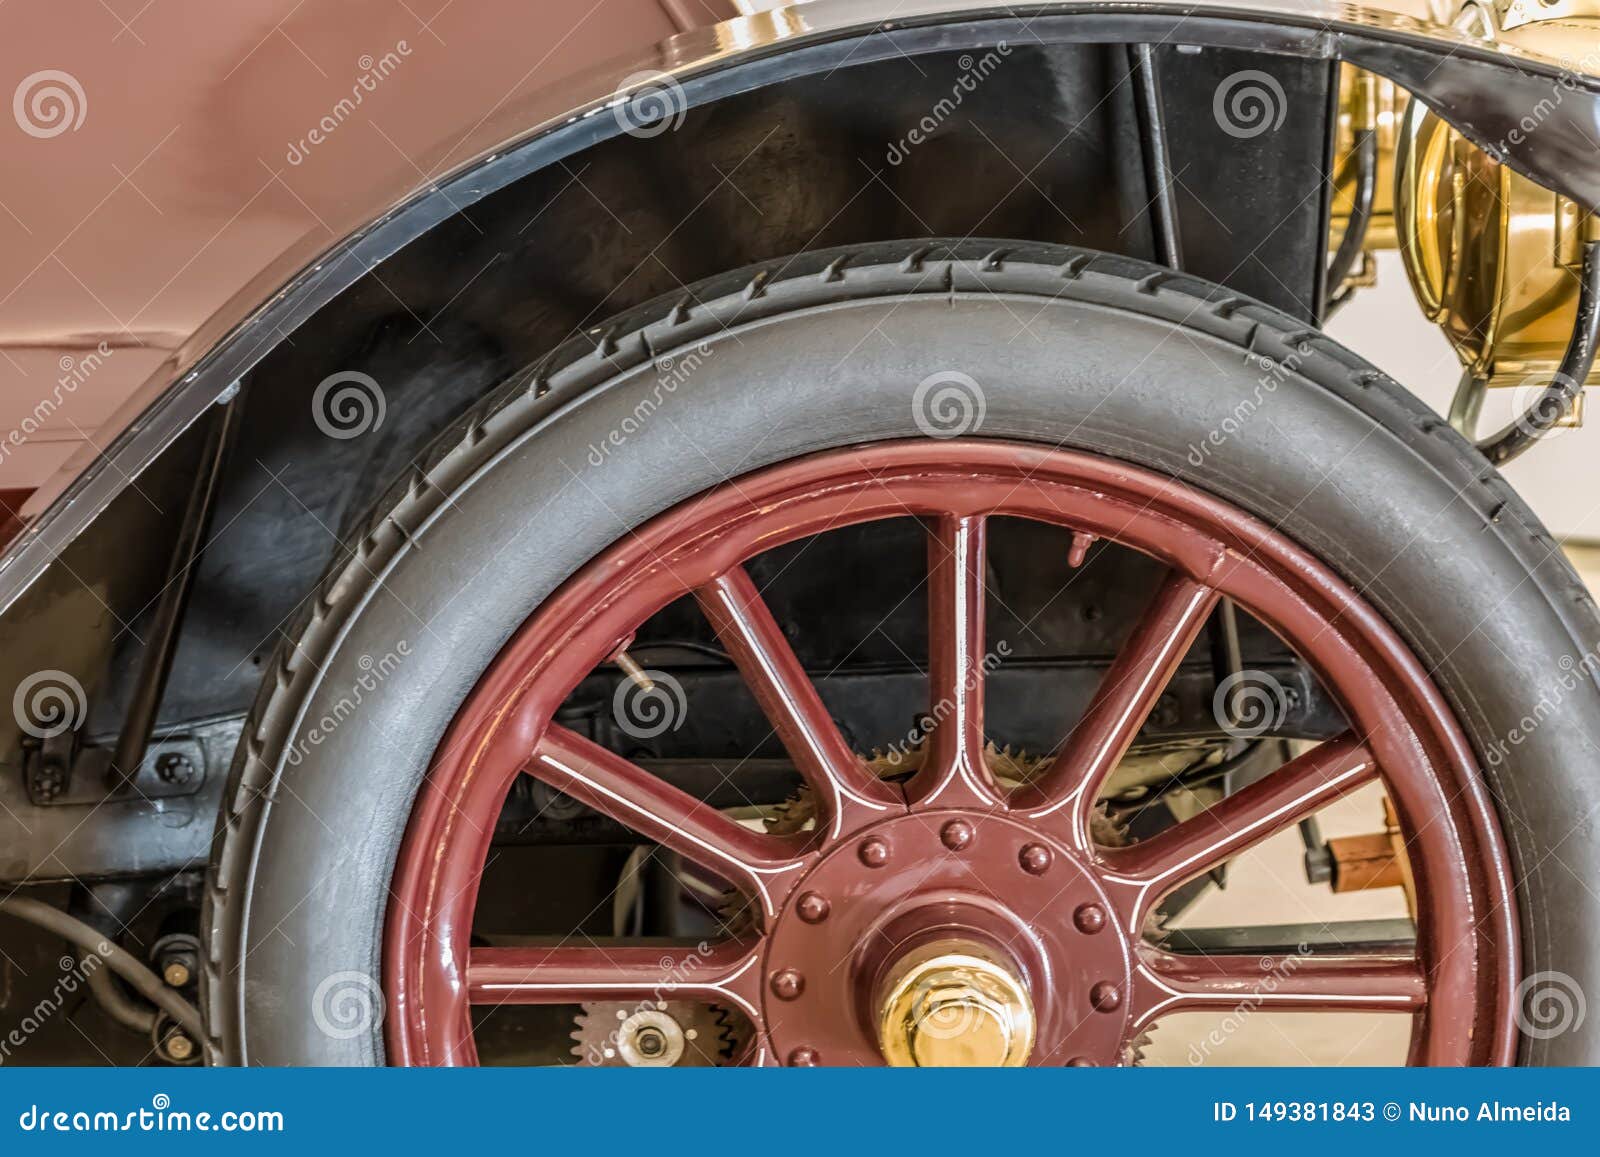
1090;981;1122;1012
795;892;830;924
154;752;195;786
29;765;66;802
1018;843;1053;875
858;836;891;868
1065;1056;1096;1067
1073;903;1107;935
770;968;805;1001
940;819;974;852
612;650;655;693
787;1046;820;1067
164;1033;195;1062
162;961;192;988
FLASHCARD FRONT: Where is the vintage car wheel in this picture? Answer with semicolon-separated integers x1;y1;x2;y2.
204;241;1600;1065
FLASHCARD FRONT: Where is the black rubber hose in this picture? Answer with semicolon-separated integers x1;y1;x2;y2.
0;896;203;1039
1476;240;1600;467
80;948;158;1033
1324;128;1377;311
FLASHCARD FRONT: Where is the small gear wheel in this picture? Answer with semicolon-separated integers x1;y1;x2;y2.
571;1002;739;1066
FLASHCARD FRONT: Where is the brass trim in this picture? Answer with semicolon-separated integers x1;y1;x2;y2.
875;939;1035;1067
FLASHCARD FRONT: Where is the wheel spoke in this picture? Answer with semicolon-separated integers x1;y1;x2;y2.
529;725;808;926
909;513;999;809
468;941;765;1024
696;567;901;837
1100;734;1378;928
1024;570;1220;841
1131;946;1426;1031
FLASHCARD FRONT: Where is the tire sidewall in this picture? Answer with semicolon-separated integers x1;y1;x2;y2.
220;279;1600;1065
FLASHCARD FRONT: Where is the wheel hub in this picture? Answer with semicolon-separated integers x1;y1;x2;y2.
875;937;1034;1067
760;810;1134;1066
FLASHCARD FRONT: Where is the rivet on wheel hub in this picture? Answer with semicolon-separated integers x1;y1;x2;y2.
787;1046;820;1067
940;819;975;851
858;836;892;868
1018;843;1052;875
1073;903;1107;934
795;892;830;924
1090;980;1122;1012
770;969;805;1000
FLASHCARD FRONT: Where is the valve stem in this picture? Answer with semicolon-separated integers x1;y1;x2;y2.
609;638;655;692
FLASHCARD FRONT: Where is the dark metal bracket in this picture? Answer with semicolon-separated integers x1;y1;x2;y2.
90;385;240;799
1449;240;1600;467
1324;126;1377;318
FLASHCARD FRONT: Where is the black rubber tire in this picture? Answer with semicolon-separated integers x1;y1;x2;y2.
204;240;1600;1066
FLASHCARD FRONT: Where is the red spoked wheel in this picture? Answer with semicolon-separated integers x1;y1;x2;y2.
385;439;1518;1067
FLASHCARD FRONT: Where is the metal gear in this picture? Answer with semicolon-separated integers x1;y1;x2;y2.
571;1001;739;1067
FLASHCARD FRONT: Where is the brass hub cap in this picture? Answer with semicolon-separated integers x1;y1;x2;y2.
876;939;1035;1066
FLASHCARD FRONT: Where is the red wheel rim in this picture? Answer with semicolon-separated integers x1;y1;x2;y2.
384;440;1519;1066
